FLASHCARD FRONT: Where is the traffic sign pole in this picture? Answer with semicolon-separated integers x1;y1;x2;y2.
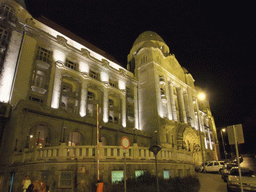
121;137;130;192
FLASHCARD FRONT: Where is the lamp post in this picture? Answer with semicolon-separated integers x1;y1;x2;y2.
220;128;228;160
149;145;162;192
197;92;206;173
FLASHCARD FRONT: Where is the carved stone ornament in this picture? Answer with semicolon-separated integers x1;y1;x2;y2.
56;60;65;68
81;48;90;57
56;35;68;47
101;59;109;68
25;18;35;26
119;68;126;76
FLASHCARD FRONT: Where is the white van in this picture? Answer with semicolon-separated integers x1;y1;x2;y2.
201;161;224;172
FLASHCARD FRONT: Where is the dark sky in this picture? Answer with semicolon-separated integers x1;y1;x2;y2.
25;0;255;132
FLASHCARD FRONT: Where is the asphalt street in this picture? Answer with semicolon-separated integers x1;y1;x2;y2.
196;172;227;192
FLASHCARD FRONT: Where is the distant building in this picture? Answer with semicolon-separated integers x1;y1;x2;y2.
0;0;219;191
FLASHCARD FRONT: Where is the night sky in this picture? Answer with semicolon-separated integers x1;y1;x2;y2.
25;1;255;142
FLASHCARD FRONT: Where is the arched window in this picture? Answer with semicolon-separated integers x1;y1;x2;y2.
68;132;82;146
29;124;49;148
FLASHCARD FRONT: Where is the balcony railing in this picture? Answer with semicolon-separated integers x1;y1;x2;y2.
12;143;193;164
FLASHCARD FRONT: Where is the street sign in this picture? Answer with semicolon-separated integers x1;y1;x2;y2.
121;137;130;149
227;124;245;145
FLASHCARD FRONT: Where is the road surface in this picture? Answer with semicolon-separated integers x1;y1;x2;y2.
196;172;227;192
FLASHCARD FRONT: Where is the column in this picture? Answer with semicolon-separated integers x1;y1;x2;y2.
134;86;139;129
103;87;108;123
183;91;190;125
121;93;126;127
80;81;88;117
169;81;177;121
187;88;196;128
51;66;62;109
177;87;187;123
165;80;172;120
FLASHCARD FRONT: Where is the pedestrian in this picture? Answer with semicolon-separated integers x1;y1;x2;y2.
22;175;31;192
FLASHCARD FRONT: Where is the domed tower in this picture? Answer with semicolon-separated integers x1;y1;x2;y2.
128;31;197;146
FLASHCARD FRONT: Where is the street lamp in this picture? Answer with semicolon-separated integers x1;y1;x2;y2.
149;145;161;192
197;92;206;173
220;128;228;160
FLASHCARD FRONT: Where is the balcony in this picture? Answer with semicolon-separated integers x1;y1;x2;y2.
36;60;51;70
12;144;193;164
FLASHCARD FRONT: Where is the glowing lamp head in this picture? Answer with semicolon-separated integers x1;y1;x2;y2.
198;92;206;101
222;128;226;132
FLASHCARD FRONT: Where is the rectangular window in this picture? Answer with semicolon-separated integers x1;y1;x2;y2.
65;60;77;70
89;70;98;80
111;171;123;183
163;170;170;179
135;170;144;178
59;172;72;188
109;80;117;88
36;47;51;64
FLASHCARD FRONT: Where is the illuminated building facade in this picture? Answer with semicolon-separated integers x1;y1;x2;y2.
0;0;219;191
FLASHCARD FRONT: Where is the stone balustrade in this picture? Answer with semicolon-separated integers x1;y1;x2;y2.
12;143;194;164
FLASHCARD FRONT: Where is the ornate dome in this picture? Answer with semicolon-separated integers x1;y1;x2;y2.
133;31;165;47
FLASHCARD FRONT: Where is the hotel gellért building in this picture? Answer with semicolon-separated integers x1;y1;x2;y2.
0;0;220;191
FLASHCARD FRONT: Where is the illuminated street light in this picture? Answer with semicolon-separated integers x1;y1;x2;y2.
198;92;206;101
197;92;206;173
221;128;228;160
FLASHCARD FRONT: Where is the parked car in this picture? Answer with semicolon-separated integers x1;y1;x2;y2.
201;161;224;173
227;167;256;192
195;162;209;172
220;163;238;182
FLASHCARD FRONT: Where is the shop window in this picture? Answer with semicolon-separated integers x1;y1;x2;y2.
111;171;123;183
68;132;82;146
58;172;72;188
135;170;144;178
163;170;170;179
